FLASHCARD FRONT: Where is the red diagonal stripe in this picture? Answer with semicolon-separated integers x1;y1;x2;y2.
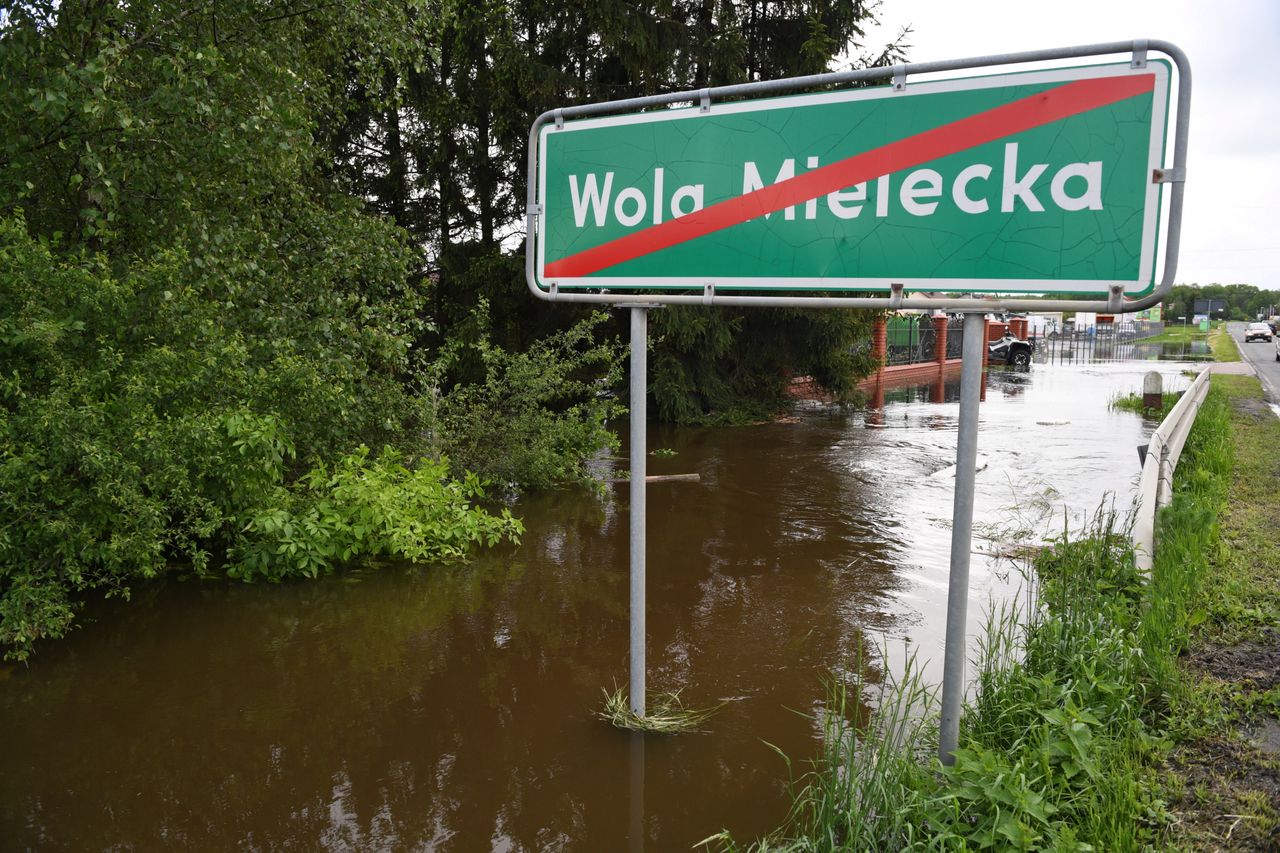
543;73;1154;279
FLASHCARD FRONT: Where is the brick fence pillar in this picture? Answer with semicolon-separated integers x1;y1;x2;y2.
933;314;949;364
871;315;888;366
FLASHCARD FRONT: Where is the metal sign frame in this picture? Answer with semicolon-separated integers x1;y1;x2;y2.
533;62;1171;297
523;40;1189;767
526;39;1189;314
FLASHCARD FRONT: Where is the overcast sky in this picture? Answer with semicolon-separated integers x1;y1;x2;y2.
858;0;1280;291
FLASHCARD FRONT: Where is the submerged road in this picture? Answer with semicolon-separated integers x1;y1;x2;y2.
1228;321;1280;403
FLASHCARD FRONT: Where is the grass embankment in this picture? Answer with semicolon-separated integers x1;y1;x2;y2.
1163;375;1280;848
1143;325;1208;345
1211;322;1243;362
1136;321;1239;363
713;377;1279;850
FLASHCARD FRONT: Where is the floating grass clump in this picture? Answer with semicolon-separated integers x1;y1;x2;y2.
597;685;721;733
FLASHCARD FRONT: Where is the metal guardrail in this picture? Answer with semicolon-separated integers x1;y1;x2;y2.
1132;366;1212;572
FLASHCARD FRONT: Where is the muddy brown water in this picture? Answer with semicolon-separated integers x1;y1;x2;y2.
1;357;1205;851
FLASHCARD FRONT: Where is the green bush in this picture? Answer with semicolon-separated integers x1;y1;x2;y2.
0;3;626;661
0;215;523;659
433;306;624;491
233;446;522;581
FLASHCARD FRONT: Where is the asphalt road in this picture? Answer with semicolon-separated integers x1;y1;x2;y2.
1228;321;1280;403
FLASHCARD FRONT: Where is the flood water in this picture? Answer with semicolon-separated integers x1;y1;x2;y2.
0;355;1204;851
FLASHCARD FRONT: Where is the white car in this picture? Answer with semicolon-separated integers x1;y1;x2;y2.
1275;335;1280;362
1244;322;1273;343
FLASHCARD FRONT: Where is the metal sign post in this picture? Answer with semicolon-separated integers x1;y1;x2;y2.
525;41;1188;752
629;306;649;717
938;312;986;763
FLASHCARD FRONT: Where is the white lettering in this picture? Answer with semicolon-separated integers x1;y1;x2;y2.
900;169;943;216
953;163;991;214
1001;143;1047;212
614;187;647;227
570;172;614;227
670;184;704;218
743;159;797;219
652;167;664;224
805;157;820;220
1050;161;1103;211
875;174;890;217
569;151;1105;231
827;182;866;219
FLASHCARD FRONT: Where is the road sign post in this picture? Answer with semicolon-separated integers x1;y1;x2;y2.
629;306;649;718
939;312;986;762
525;42;1188;762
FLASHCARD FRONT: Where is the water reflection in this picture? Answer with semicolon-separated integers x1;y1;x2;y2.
0;360;1204;850
1036;335;1212;365
630;732;645;853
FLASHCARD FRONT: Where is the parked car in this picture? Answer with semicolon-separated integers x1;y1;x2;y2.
1275;335;1280;362
988;332;1035;367
1245;322;1273;343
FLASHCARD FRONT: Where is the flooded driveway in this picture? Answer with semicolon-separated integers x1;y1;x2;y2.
0;357;1204;850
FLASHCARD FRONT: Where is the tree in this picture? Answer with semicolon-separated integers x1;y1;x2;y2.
0;1;528;658
1164;283;1280;323
327;0;910;421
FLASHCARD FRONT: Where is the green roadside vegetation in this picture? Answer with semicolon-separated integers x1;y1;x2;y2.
1143;325;1209;345
1138;320;1239;363
711;375;1278;851
1110;390;1181;418
1210;322;1243;362
1164;375;1280;849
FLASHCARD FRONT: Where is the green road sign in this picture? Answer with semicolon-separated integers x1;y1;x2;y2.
534;61;1172;295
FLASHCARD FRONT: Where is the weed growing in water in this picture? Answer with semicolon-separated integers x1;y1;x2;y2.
1108;388;1182;418
701;645;939;851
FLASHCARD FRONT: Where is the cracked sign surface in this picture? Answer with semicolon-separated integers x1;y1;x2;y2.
535;61;1171;295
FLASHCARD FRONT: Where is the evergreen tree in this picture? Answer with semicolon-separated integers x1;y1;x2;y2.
328;0;909;421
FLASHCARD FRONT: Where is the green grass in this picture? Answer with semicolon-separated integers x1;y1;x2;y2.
700;648;941;852
1142;326;1208;345
1198;376;1280;638
1158;375;1280;849
713;384;1241;851
1210;322;1241;362
1109;389;1182;418
1139;321;1239;362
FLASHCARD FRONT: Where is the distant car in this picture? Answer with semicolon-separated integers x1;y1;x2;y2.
1245;322;1273;343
